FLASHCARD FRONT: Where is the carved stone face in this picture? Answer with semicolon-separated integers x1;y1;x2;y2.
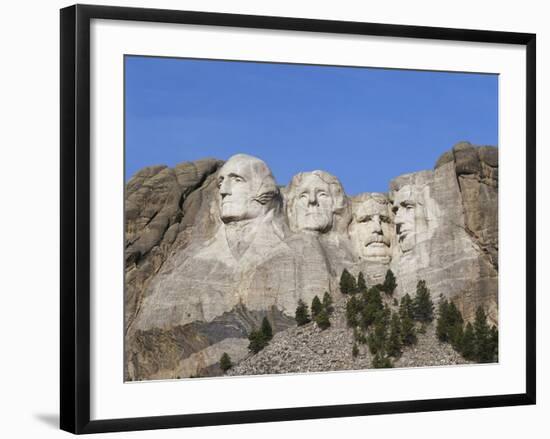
217;154;277;223
287;171;348;234
292;174;335;232
350;194;392;261
392;185;418;253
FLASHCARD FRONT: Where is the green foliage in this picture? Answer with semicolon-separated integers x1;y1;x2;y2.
399;293;414;320
261;316;273;340
295;299;311;326
219;352;232;372
436;296;464;347
340;269;357;295
381;269;397;295
436;301;498;363
360;286;384;329
322;291;334;315
357;271;367;295
311;295;323;320
473;307;497;363
393;298;399;306
367;311;388;355
315;308;331;330
346;295;360;328
352;343;359;358
400;313;417;346
248;330;267;354
372;352;393;368
387;311;402;357
461;322;476;360
412;280;434;322
248;317;274;354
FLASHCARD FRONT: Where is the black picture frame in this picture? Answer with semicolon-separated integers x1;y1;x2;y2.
60;4;536;434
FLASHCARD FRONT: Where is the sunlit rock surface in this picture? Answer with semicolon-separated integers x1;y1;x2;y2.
124;143;498;380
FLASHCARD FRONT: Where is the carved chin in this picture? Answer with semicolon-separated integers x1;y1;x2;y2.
398;235;415;253
363;243;391;261
297;213;332;233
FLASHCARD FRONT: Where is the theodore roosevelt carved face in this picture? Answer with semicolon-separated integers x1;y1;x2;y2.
217;154;278;224
287;171;347;234
349;193;393;262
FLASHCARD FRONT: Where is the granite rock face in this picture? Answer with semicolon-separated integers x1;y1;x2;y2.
125;143;498;380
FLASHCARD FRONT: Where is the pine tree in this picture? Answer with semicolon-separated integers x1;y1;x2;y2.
361;286;384;329
381;269;397;295
387;311;402;357
400;313;417;346
436;297;451;342
339;269;357;295
248;317;274;354
315;308;331;330
413;280;434;322
357;271;367;295
346;295;360;328
311;295;323;319
261;316;273;341
448;302;464;350
295;299;311;326
367;311;388;355
473;307;493;363
399;293;414;320
461;322;476;360
322;291;334;315
352;343;359;358
219;352;232;372
248;330;266;354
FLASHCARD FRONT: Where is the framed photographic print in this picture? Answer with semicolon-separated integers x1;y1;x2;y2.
60;4;536;434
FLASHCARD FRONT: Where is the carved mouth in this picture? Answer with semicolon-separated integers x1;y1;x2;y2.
366;242;389;248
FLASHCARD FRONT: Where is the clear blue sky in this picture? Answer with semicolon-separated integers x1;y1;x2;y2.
125;56;497;194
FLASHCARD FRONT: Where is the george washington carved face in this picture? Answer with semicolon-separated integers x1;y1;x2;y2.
217;154;278;224
350;193;393;262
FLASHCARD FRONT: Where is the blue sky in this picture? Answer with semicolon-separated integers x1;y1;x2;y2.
125;56;498;194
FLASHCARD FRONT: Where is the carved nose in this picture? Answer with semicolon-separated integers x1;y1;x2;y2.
307;194;318;206
219;180;231;196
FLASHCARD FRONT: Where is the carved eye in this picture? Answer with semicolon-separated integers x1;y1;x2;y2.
217;178;223;188
299;193;308;200
392;206;398;214
365;215;373;222
380;215;390;223
233;176;244;183
318;192;328;198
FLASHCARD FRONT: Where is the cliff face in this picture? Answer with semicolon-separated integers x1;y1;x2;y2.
124;142;498;380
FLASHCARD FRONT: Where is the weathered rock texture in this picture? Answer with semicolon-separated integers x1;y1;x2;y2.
389;142;498;325
125;142;498;381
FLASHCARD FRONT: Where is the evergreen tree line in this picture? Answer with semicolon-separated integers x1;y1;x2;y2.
340;268;397;296
436;297;498;363
343;269;435;368
295;291;333;330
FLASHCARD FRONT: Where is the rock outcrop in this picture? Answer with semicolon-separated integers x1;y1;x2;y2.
125;142;498;381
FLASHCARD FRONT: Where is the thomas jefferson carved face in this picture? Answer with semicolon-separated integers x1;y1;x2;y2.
392;185;418;253
350;194;392;262
287;171;346;234
217;154;277;224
